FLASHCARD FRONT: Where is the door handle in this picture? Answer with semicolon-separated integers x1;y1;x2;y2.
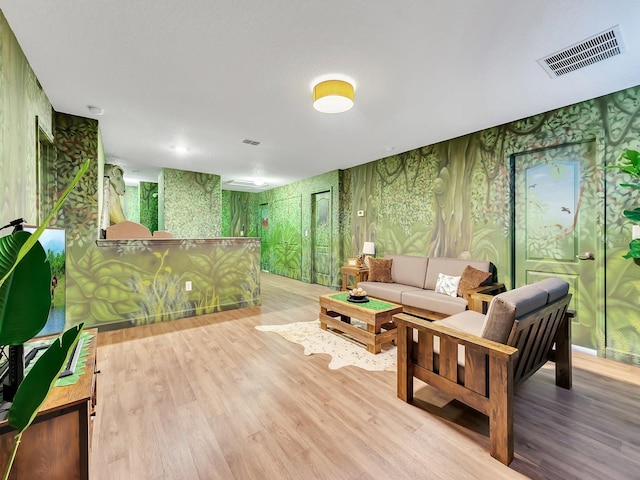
576;252;595;260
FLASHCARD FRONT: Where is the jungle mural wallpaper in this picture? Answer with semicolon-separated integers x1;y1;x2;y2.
232;87;640;364
139;181;159;233
2;7;640;364
159;167;221;238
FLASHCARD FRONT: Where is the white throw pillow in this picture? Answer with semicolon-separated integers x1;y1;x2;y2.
435;273;462;297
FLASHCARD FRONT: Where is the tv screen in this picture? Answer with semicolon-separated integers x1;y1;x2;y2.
24;226;66;337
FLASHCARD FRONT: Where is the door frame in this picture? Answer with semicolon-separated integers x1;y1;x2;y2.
509;138;606;353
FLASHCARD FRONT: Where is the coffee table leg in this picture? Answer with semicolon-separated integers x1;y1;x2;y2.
320;307;328;330
368;323;381;354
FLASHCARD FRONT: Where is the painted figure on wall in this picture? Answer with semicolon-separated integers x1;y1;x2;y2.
106;164;127;224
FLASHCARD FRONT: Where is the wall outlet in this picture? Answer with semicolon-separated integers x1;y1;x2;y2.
357;210;364;217
185;280;192;291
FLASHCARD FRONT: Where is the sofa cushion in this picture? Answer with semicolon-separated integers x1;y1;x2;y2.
402;289;468;316
368;258;393;283
386;254;429;288
358;281;422;303
424;257;491;290
457;265;493;297
435;273;461;297
480;284;547;343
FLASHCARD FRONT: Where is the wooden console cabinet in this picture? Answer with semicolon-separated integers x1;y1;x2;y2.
0;329;98;480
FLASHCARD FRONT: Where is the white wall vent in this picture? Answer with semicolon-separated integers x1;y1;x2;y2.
538;25;625;78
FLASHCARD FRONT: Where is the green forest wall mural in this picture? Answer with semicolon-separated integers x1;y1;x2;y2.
139;181;159;233
229;87;640;365
2;8;640;365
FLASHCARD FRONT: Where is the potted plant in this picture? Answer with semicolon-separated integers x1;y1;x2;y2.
608;149;640;259
0;160;88;479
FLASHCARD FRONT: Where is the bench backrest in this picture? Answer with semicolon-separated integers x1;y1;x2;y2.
481;277;571;386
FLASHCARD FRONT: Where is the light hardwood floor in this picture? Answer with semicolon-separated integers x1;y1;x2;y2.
91;273;640;479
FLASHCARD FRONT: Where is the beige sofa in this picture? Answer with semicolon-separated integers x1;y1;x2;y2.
357;254;502;320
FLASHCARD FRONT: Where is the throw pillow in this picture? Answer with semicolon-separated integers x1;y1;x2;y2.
457;265;493;297
368;258;393;283
435;273;461;297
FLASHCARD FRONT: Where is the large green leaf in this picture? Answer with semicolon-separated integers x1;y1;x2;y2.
7;324;84;433
623;208;640;222
623;238;640;259
0;231;51;345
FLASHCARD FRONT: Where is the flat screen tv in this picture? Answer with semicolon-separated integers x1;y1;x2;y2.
24;226;66;337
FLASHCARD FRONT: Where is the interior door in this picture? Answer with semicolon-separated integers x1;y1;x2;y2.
259;203;269;272
311;191;332;286
513;140;601;350
270;196;302;280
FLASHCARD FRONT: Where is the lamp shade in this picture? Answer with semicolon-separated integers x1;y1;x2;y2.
362;242;375;255
313;80;354;113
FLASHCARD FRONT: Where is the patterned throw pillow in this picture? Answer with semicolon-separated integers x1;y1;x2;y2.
457;265;493;297
435;273;461;297
368;258;393;283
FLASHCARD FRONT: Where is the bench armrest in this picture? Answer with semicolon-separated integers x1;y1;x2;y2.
466;283;506;313
394;312;517;359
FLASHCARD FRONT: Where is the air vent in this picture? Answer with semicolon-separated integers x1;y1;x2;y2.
538;25;625;78
242;139;260;146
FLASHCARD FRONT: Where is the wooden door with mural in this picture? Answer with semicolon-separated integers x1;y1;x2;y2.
311;191;332;286
513;140;603;350
259;203;269;272
270;196;302;280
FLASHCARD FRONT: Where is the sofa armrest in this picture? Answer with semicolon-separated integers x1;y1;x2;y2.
466;283;506;313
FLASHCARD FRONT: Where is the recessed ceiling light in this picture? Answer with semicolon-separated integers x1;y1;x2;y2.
170;145;189;154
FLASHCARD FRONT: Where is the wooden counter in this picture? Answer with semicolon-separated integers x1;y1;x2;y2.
0;329;98;480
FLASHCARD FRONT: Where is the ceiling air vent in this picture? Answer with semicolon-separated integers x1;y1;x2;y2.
538;25;625;78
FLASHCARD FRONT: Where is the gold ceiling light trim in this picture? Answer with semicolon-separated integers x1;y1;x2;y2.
313;79;354;114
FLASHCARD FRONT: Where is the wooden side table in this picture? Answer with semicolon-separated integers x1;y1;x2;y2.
341;265;369;290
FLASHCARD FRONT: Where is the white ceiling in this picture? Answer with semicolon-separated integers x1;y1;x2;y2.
2;1;640;191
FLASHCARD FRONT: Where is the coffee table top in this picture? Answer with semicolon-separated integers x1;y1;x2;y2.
320;292;401;313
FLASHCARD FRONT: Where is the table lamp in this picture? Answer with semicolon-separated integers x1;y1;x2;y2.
362;242;375;267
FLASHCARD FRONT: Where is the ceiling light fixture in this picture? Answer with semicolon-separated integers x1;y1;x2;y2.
313;79;354;114
170;145;189;154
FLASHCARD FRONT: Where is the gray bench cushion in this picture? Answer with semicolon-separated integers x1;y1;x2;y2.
385;254;429;289
402;290;468;316
424;257;491;290
534;277;570;303
480;284;548;343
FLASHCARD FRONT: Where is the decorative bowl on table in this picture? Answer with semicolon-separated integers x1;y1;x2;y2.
347;288;369;303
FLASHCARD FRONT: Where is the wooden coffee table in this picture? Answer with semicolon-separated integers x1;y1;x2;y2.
319;293;403;354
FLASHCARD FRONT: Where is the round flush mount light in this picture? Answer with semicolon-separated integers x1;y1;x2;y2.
313;79;354;114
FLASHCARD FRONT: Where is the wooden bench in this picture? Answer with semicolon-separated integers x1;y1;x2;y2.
395;278;572;465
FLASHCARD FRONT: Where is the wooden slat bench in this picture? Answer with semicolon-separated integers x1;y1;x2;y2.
395;277;572;465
